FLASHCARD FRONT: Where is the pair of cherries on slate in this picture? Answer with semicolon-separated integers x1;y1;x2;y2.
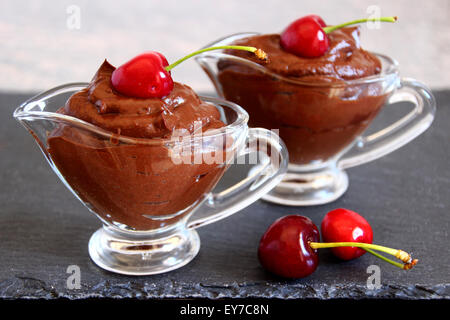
111;15;397;98
258;209;417;279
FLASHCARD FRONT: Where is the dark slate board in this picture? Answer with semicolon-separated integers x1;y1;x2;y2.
0;90;449;300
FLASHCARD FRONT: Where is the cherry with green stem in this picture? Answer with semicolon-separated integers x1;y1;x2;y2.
320;208;418;270
111;46;267;98
321;208;374;260
258;215;417;279
280;15;398;58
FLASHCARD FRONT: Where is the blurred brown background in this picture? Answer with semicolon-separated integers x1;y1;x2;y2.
1;0;449;92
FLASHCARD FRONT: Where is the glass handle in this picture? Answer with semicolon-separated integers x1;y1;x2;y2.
187;128;288;229
338;78;436;169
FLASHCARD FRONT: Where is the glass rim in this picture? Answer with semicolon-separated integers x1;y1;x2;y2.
196;32;400;87
13;82;249;145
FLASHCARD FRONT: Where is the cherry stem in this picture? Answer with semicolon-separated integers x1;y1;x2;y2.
165;46;268;71
363;248;406;269
323;16;398;34
309;241;413;264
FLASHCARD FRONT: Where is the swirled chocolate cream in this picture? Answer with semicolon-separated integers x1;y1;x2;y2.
48;61;228;231
218;27;389;165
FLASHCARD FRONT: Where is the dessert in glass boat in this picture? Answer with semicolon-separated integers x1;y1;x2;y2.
196;15;435;205
14;47;288;275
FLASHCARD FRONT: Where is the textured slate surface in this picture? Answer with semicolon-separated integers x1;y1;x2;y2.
0;90;449;300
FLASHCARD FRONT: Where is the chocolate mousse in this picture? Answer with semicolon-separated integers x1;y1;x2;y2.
48;61;229;231
217;27;389;164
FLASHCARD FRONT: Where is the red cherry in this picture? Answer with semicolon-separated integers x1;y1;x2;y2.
258;215;320;278
280;15;398;58
111;51;174;98
304;14;327;27
321;208;373;260
280;15;329;58
258;213;416;278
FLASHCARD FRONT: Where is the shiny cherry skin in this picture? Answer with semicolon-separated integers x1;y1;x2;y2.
280;15;329;58
321;208;373;260
305;14;327;27
111;51;173;98
258;215;320;278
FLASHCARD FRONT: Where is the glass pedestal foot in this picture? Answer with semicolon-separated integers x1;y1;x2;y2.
262;166;349;206
88;225;200;275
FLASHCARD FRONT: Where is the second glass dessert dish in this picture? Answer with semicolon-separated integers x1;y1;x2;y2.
196;31;436;206
14;59;288;275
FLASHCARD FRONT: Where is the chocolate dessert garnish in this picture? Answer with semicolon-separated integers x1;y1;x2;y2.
280;15;397;58
111;46;268;98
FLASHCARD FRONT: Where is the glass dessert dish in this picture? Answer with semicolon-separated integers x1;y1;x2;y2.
14;83;288;275
196;32;436;206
